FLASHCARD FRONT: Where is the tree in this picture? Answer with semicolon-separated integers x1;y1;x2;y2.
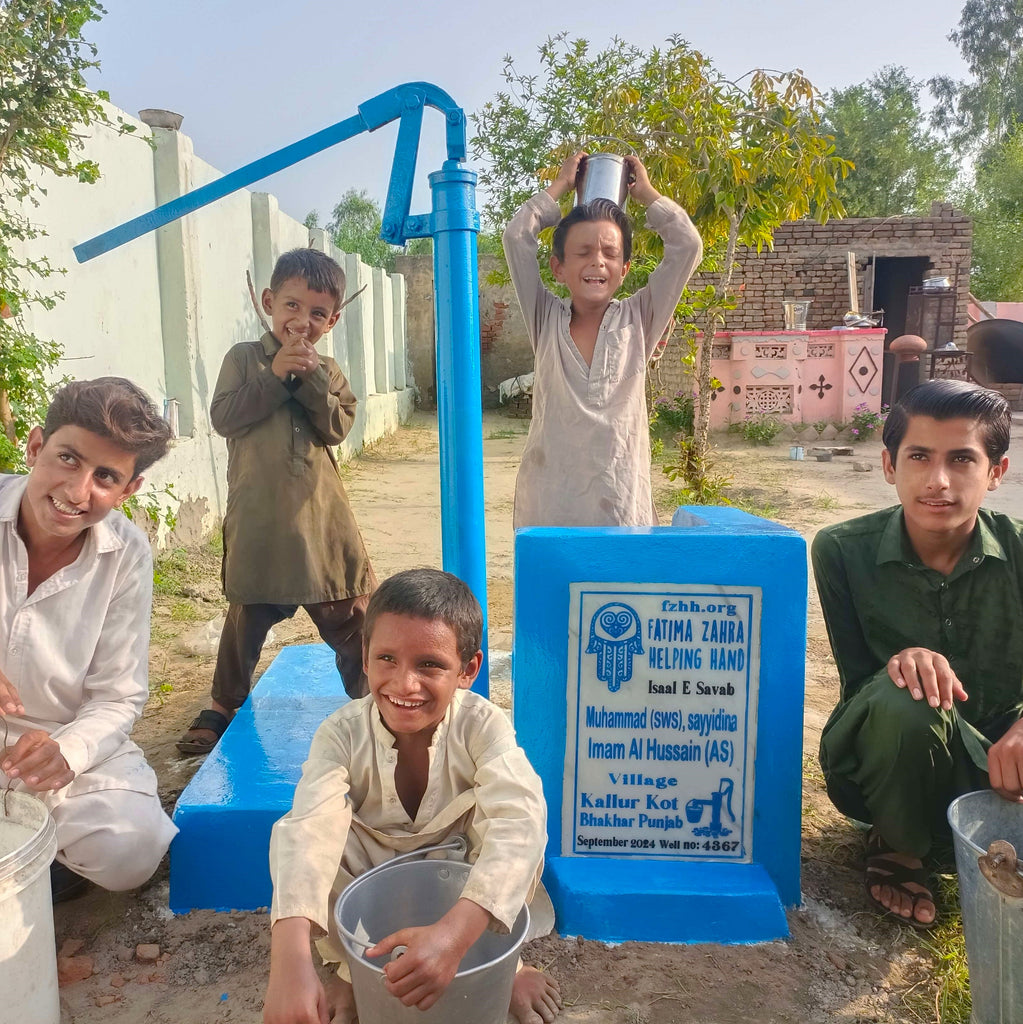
931;0;1023;155
306;188;400;272
0;0;128;470
472;34;848;493
963;123;1023;299
822;66;955;217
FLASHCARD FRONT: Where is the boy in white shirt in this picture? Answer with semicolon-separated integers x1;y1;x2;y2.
503;152;702;527
0;377;177;900
264;568;560;1024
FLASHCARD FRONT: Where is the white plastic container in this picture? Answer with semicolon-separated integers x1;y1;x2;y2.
0;791;59;1024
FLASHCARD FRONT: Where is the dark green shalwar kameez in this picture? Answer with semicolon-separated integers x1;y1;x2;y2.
813;506;1023;858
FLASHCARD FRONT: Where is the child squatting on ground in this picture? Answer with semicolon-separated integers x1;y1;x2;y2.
177;248;375;757
263;569;561;1024
814;379;1023;929
503;152;703;528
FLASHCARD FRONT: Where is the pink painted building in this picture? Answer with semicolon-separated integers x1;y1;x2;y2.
706;328;886;429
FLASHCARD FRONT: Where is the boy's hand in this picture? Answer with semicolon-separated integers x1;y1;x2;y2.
546;151;587;202
367;898;490;1010
887;647;968;711
271;342;320;381
0;667;23;715
989;720;1023;803
1;730;74;792
624;155;661;206
263;918;329;1024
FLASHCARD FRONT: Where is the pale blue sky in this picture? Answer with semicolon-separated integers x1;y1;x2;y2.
86;0;969;226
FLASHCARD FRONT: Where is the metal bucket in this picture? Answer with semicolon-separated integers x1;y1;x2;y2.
335;838;529;1024
948;790;1023;1024
0;791;59;1024
576;153;629;208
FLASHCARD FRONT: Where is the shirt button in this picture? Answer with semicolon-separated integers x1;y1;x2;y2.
972;556;981;564
945;618;952;627
294;426;301;433
9;646;17;655
939;582;947;590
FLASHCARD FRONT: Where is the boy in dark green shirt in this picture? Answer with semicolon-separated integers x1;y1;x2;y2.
813;379;1021;928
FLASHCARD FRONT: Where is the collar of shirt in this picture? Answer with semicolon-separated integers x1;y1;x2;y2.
259;331;282;358
368;687;462;756
0;473;123;558
875;505;1008;580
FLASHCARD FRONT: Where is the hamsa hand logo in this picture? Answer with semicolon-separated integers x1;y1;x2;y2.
586;602;643;692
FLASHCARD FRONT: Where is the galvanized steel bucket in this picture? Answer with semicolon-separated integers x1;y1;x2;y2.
576;153;629;209
948;790;1023;1024
335;836;529;1024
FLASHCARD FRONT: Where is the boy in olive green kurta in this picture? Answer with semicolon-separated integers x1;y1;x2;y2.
177;249;374;756
814;380;1022;928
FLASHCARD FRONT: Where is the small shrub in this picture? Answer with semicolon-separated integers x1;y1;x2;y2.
812;420;829;435
740;414;783;445
849;402;888;442
651;390;695;435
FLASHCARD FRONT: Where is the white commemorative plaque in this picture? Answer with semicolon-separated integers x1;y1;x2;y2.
563;583;761;861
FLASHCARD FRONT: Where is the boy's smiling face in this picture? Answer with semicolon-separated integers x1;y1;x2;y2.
261;277;340;349
550;219;630;313
365;612;482;743
882;415;1008;543
21;425;142;546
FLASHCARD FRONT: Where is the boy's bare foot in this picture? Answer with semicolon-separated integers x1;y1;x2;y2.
324;975;358;1024
510;966;562;1024
865;831;936;928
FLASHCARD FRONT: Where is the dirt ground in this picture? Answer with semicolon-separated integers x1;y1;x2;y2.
50;410;1023;1024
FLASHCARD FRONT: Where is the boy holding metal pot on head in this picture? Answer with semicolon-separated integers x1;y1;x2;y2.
263;569;559;1024
503;152;702;528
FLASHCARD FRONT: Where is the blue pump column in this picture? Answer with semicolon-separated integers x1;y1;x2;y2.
429;161;489;692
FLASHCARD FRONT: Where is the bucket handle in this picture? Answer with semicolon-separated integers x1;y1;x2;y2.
336;834;469;957
978;840;1023;898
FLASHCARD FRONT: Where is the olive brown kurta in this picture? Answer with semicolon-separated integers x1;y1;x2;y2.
212;332;372;606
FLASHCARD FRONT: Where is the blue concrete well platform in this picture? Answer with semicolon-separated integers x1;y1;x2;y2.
170;644;348;913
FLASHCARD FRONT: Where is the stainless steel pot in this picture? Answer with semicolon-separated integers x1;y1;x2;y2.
576;153;629;208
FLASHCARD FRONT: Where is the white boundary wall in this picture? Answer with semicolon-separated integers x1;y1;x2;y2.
16;103;414;541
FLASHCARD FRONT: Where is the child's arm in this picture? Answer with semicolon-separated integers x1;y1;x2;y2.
621;155;703;359
210;344;293;438
366;898;492;1010
290;359;357;447
502;155;582;352
263;917;329;1024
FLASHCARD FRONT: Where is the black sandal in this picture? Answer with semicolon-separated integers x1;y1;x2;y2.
864;830;937;930
176;709;229;756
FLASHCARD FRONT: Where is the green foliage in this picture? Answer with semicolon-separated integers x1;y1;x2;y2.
650;389;694;435
962;122;1023;299
931;0;1023;157
661;437;732;505
740;414;783;445
849;402;887;442
121;483;177;530
822;66;955;216
306;188;399;271
472;33;848;494
153;546;196;596
0;1;130;470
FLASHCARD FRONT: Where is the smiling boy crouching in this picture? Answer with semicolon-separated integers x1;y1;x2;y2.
263;568;560;1024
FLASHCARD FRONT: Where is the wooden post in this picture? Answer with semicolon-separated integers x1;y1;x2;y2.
847;251;858;313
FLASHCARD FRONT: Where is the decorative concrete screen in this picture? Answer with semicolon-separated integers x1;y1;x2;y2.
707;328;886;430
514;507;806;944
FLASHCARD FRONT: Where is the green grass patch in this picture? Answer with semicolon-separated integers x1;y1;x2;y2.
486;428;526;440
811;490;840;512
169;599;202;622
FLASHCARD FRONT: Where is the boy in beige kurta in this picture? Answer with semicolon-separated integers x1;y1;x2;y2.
177;249;374;756
264;569;560;1024
503;153;702;527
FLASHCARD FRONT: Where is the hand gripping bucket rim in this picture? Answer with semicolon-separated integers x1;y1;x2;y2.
334;836;530;1023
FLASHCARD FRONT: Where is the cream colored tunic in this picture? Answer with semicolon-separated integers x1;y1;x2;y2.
269;689;547;962
503;192;703;527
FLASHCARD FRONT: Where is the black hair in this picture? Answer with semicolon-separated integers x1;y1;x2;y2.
552;198;633;264
44;377;172;478
882;379;1011;466
269;248;346;312
363;568;483;668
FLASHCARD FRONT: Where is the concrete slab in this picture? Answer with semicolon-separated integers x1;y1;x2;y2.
170;644;348;913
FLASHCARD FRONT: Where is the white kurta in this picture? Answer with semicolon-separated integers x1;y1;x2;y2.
0;474;176;885
504;191;703;528
269;689;548;962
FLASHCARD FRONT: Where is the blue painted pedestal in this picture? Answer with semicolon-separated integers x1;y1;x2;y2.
513;507;806;944
169;645;348;913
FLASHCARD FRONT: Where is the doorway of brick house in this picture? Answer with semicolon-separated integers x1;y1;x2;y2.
865;255;930;397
